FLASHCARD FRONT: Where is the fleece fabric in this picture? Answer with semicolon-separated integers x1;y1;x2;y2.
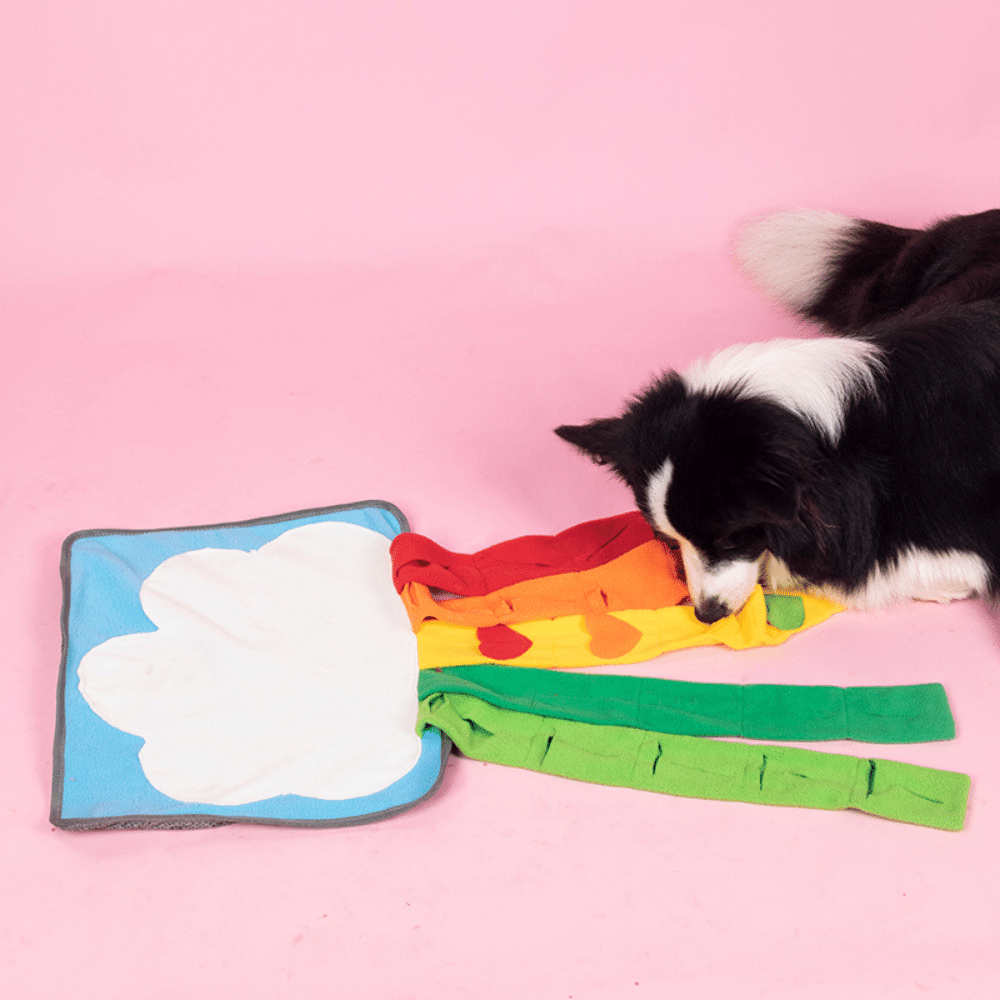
401;540;687;658
417;665;956;743
419;692;970;831
417;586;843;669
52;501;449;830
390;511;660;595
399;539;686;630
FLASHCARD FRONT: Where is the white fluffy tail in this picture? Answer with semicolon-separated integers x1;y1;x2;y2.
736;209;860;313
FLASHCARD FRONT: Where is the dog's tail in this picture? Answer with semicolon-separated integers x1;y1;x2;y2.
735;207;1000;333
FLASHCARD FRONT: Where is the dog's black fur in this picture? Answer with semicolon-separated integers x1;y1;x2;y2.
557;208;1000;622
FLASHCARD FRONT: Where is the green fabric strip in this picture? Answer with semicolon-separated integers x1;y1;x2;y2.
417;665;955;744
419;692;969;831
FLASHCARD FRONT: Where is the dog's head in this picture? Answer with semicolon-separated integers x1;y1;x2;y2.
556;374;819;623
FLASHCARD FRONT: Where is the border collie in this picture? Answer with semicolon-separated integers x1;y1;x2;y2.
556;207;1000;623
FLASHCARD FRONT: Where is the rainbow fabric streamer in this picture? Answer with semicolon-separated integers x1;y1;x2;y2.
415;586;843;669
391;513;844;670
419;690;970;831
417;665;957;743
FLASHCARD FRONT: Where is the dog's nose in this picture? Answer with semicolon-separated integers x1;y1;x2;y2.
694;597;729;625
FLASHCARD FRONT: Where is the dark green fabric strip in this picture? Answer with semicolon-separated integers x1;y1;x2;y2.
417;665;955;743
419;692;969;831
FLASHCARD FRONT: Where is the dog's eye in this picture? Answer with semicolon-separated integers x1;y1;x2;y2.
717;526;765;556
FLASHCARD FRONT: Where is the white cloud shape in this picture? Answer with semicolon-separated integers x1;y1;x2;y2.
77;521;422;806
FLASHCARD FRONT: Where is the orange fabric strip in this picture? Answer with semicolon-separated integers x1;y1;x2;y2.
400;539;688;658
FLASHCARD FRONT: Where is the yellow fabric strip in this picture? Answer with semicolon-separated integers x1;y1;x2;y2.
417;586;844;670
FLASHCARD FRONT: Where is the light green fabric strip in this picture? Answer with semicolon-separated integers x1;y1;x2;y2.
419;691;969;831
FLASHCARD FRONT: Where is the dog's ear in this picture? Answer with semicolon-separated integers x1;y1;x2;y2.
554;418;626;466
734;410;819;526
741;437;814;525
745;475;802;525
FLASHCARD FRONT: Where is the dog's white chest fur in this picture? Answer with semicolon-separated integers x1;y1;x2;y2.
763;548;989;609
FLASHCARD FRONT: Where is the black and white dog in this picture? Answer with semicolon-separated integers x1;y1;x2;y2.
557;208;1000;623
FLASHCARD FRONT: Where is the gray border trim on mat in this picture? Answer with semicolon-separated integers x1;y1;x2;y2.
51;732;451;832
49;500;452;832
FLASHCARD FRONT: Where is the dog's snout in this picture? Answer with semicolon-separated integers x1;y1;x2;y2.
693;597;729;625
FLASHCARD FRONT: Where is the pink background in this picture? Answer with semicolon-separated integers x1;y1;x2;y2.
4;2;1000;997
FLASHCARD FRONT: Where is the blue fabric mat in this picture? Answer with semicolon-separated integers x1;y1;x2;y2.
52;501;449;830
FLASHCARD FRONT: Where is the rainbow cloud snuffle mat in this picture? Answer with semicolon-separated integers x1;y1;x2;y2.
53;504;970;832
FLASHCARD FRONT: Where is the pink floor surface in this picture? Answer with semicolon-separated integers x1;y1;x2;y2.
4;3;1000;997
